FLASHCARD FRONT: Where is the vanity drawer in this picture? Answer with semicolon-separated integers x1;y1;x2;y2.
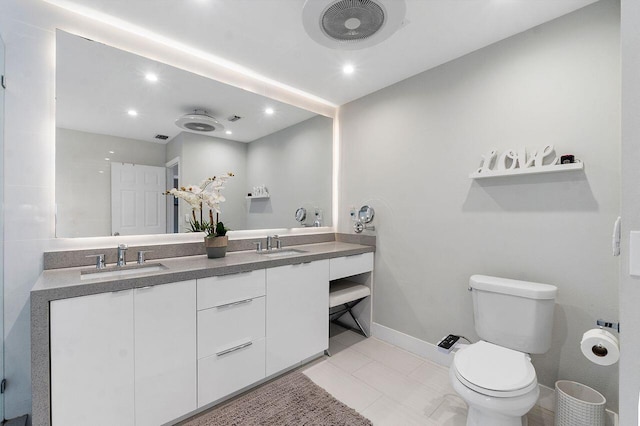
197;338;266;408
197;269;266;310
329;252;374;280
197;296;265;359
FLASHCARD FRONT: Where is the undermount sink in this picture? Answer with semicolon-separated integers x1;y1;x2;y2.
80;263;168;280
260;249;308;258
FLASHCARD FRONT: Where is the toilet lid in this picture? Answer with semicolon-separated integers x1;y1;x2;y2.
454;341;536;395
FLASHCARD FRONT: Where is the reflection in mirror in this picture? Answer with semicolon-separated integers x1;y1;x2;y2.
55;30;333;238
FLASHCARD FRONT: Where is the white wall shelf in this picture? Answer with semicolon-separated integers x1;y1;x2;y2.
246;195;270;199
469;161;584;179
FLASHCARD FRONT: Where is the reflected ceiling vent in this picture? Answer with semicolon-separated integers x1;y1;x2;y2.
228;115;242;122
175;109;225;132
302;0;406;50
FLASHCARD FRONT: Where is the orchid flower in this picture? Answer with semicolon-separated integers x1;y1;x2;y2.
165;172;234;234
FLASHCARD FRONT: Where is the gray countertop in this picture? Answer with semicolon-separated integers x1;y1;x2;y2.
31;240;375;426
32;241;374;300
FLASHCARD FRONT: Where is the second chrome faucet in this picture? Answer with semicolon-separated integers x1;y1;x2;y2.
117;244;128;267
255;235;282;252
266;235;281;251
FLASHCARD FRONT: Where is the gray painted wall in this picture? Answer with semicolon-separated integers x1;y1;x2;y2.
338;0;620;409
56;128;167;237
619;0;639;424
246;115;333;229
166;131;183;164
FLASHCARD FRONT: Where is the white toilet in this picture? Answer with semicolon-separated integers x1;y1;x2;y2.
449;275;557;426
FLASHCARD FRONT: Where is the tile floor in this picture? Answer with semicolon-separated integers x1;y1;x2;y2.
302;325;555;426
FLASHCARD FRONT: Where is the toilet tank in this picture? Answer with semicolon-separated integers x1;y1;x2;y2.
469;275;557;354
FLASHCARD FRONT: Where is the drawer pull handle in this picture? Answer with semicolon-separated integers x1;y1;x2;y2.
216;341;252;357
217;298;252;309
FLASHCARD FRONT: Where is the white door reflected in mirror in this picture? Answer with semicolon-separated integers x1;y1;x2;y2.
111;163;166;236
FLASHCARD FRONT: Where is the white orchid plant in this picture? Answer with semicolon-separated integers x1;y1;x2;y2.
165;172;234;237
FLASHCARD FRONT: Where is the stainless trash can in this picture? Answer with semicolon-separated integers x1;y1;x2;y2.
555;380;606;426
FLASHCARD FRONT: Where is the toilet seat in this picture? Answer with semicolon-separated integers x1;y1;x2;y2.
453;341;537;398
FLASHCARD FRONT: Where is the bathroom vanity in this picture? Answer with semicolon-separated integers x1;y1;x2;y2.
31;240;374;426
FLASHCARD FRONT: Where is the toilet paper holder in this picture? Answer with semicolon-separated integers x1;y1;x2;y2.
596;319;620;332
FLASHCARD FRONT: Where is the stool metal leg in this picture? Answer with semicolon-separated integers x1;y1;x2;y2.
329;300;368;338
347;305;368;338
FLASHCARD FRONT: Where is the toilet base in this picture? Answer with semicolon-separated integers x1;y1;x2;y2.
449;367;538;426
466;406;528;426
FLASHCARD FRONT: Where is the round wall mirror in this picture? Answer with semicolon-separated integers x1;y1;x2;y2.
295;207;307;223
358;205;375;224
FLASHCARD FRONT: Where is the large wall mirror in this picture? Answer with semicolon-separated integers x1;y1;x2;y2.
55;30;333;238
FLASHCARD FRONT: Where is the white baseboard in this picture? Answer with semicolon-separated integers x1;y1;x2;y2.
371;322;454;367
370;322;618;426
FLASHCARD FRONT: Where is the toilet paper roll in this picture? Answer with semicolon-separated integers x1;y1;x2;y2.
580;328;619;366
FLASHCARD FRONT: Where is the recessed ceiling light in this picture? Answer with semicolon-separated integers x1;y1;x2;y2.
265;107;274;115
99;170;104;174
104;157;110;161
145;73;158;82
127;110;138;116
225;130;232;135
109;150;115;154
343;64;355;75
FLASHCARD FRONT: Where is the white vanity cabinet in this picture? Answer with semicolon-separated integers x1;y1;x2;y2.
43;249;371;426
50;280;197;426
50;290;135;426
266;260;329;376
197;270;266;407
134;280;197;426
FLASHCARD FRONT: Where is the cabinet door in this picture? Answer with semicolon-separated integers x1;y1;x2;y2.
134;280;197;426
51;290;134;426
266;260;329;376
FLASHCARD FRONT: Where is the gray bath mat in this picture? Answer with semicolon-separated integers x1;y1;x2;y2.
180;371;372;426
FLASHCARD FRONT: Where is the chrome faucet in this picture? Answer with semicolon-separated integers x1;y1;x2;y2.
266;235;281;251
137;250;152;265
86;254;106;270
117;244;128;267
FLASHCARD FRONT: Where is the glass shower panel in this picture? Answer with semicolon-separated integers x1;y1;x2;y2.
0;34;6;421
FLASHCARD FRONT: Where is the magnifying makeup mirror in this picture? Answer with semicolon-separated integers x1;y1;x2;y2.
358;205;375;224
295;207;307;224
354;205;375;233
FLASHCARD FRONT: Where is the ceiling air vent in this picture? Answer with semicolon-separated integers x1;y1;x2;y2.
175;109;225;133
155;134;169;140
323;0;384;43
228;115;242;122
302;0;406;50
